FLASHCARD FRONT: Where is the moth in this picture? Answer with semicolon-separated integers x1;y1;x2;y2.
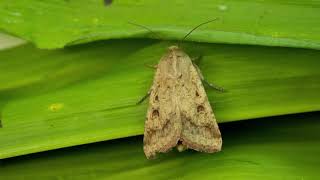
132;20;222;159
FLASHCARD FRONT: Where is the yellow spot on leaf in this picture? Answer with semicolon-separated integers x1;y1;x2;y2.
48;103;64;112
217;4;228;11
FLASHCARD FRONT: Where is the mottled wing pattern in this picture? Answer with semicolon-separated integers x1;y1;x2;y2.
143;52;182;159
174;48;222;153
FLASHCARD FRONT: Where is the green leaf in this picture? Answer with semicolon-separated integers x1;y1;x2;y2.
1;112;319;179
1;40;320;159
0;0;319;49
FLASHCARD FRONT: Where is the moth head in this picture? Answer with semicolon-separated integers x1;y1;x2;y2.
168;46;180;51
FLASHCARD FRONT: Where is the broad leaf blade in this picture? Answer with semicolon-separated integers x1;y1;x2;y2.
0;40;320;159
1;112;319;179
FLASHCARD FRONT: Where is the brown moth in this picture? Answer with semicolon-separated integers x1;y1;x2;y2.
143;45;222;159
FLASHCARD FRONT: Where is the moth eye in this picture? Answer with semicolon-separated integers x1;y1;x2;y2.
155;95;159;101
152;110;159;117
195;91;199;97
197;105;205;113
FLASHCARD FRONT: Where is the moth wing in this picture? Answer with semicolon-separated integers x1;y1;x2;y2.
143;54;181;159
179;56;222;153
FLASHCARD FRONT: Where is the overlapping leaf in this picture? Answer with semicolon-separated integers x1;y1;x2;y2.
0;0;319;49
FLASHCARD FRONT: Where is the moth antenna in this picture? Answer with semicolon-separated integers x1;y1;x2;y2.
179;18;219;46
128;22;161;39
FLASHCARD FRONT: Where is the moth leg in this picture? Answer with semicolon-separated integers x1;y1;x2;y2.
191;55;203;65
144;63;157;69
138;64;157;105
136;90;151;105
203;80;226;92
192;62;226;92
